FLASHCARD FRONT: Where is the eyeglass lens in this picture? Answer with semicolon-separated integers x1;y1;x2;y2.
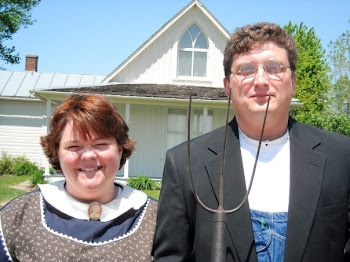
240;60;283;77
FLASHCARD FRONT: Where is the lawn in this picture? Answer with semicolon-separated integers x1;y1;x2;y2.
143;189;160;200
0;175;32;205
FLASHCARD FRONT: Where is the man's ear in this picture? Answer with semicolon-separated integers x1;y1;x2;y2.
223;77;231;98
291;73;296;95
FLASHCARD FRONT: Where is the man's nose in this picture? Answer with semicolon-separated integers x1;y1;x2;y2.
253;66;269;85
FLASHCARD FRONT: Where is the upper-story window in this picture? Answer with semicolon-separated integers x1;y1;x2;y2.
178;24;208;77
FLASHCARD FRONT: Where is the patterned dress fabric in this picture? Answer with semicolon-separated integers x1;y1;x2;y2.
0;189;157;261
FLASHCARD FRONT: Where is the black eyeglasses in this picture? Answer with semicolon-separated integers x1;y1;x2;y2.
229;60;293;78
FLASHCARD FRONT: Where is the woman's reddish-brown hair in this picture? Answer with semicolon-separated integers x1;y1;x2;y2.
40;93;135;173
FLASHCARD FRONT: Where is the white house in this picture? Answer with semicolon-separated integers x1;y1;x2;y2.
0;1;300;179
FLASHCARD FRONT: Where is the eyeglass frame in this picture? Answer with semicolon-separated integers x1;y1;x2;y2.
226;59;294;78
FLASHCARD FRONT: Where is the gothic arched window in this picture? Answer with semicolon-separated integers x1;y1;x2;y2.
178;24;208;77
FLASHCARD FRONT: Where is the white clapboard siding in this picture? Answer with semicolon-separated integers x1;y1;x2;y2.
110;6;227;87
212;107;235;130
125;102;234;178
110;103;126;177
0;100;46;166
128;104;167;178
112;103;126;116
0;125;44;165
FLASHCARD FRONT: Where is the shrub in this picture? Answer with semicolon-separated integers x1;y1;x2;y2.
11;160;40;176
127;176;160;190
10;155;29;171
0;152;13;175
0;152;48;186
30;170;48;186
0;153;39;176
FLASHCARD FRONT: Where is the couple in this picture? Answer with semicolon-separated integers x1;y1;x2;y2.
1;22;350;262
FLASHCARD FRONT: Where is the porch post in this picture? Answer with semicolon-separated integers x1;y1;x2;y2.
203;107;209;133
43;99;51;176
123;103;130;179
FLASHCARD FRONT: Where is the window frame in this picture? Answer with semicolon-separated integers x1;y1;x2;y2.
177;24;209;78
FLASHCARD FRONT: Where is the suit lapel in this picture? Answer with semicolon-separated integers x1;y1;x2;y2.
284;119;325;262
205;119;257;262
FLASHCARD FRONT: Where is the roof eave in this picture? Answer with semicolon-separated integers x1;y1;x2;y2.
0;95;40;102
31;90;302;109
31;89;231;108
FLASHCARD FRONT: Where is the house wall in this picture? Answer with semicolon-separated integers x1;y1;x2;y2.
112;103;126;177
0;97;233;178
128;104;167;178
0;100;47;167
115;102;234;178
111;6;228;88
212;107;234;129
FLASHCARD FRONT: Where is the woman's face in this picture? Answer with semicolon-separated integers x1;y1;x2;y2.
58;121;122;203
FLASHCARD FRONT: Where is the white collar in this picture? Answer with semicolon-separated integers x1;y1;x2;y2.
238;128;289;149
39;180;147;222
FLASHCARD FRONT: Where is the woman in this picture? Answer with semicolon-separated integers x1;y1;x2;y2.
0;93;157;261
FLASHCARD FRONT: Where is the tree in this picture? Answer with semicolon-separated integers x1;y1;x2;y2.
0;0;40;68
295;111;350;136
284;22;331;114
327;21;350;115
283;22;350;137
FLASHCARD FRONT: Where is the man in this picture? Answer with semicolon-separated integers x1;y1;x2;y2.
153;22;350;261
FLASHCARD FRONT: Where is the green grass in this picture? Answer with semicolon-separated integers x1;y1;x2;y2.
0;175;32;204
142;190;160;200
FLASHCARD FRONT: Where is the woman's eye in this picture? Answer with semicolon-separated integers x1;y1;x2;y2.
95;143;109;148
67;145;80;150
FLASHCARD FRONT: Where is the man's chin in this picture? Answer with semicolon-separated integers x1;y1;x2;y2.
252;103;271;112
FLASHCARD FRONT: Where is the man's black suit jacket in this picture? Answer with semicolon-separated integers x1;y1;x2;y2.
153;117;350;261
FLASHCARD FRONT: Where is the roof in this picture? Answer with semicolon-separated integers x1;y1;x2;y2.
0;70;106;98
40;83;228;101
32;84;301;108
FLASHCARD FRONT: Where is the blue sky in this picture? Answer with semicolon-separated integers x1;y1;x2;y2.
3;0;349;75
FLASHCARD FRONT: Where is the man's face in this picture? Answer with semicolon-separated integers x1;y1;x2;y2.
224;41;296;123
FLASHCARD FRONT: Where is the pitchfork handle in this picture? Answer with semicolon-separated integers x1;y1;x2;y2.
211;210;227;262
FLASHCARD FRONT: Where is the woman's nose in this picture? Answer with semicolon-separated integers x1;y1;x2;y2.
80;146;98;159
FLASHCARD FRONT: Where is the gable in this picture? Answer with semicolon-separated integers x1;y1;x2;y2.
104;1;230;88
